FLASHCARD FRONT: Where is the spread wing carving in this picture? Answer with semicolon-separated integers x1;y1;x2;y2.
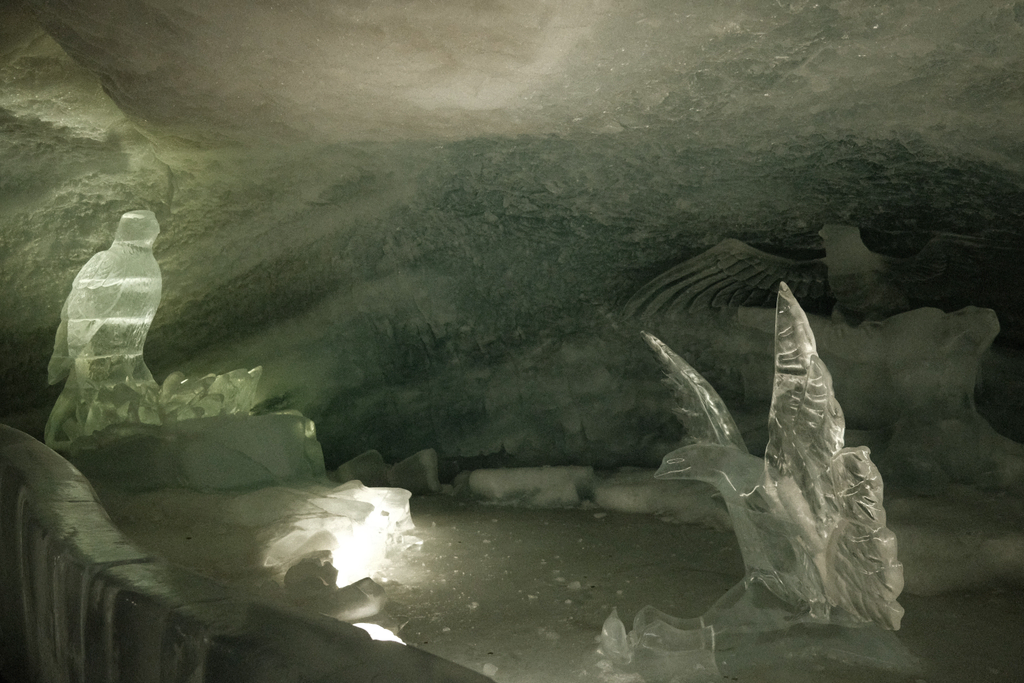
625;239;830;318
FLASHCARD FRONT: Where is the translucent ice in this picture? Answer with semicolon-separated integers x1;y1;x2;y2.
606;283;911;679
45;210;163;449
45;210;266;452
159;366;263;423
228;480;413;587
738;302;1024;492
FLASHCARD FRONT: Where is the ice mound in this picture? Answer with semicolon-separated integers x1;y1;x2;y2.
461;466;596;507
227;480;414;587
97;477;415;605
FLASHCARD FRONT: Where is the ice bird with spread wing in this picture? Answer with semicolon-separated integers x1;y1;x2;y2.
627;225;976;324
644;282;904;630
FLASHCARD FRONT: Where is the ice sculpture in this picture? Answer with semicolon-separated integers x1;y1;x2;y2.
601;283;912;680
625;225;980;324
735;301;1024;493
159;367;263;423
45;211;263;452
46;210;163;449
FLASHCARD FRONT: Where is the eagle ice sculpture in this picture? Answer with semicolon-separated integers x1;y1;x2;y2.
601;283;908;679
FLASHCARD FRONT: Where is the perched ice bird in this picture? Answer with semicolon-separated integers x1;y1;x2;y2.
625;225;977;324
45;210;162;449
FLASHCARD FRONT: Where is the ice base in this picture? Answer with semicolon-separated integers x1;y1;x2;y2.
66;412;326;491
607;581;919;682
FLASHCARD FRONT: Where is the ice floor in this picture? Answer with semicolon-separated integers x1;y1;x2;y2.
97;486;1024;683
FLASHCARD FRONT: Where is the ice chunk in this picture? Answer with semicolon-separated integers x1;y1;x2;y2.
598;608;632;665
591;469;731;530
330;450;390;487
464;466;595;507
228;480;413;587
610;283;912;680
45;210;163;450
282;551;388;621
158;366;263;422
333;448;442;494
388;448;442;495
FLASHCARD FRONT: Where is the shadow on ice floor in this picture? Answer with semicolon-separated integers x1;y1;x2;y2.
380;496;1024;683
98;487;1024;683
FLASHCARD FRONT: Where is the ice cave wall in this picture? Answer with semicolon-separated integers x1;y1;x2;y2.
2;0;1024;473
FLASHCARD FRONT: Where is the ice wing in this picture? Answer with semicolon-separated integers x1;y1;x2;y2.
642;332;747;452
625;239;829;319
764;282;904;629
764;281;843;505
826;446;905;630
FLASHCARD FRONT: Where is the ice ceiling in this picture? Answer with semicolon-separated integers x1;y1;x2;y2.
2;0;1024;471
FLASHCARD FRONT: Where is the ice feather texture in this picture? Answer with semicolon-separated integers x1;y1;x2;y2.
626;225;983;325
645;282;904;631
641;332;747;453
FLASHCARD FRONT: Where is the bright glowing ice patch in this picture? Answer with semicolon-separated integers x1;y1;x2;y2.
354;623;406;644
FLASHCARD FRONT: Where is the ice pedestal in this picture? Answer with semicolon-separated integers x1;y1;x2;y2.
67;412;326;491
601;283;915;680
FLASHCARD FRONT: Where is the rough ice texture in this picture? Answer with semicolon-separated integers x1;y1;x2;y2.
604;283;909;678
159;367;263;423
0;425;491;683
5;3;1024;473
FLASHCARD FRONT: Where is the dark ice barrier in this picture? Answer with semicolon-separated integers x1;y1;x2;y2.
0;425;490;683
